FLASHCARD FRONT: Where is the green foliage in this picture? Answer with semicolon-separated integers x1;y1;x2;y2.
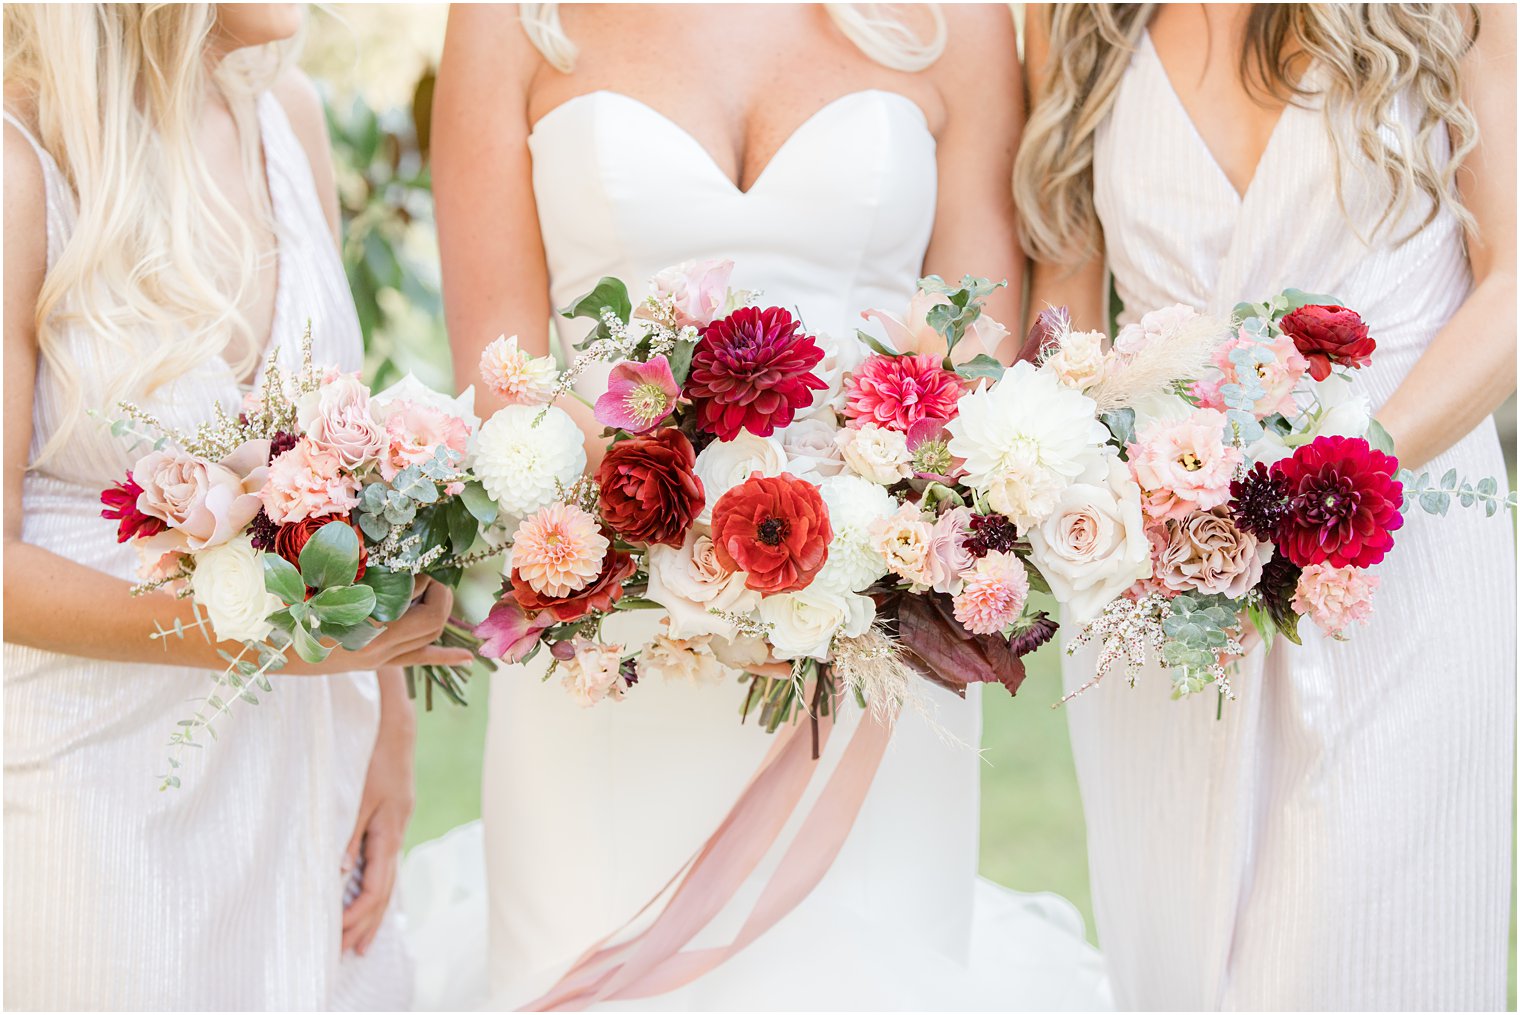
955;354;1006;383
362;567;415;623
917;274;1006;369
1160;593;1238;676
561;277;634;351
263;554;306;606
298;520;362;590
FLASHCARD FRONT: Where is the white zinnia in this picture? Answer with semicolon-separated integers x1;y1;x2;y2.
191;536;281;644
692;431;788;525
947;361;1109;531
813;473;895;593
759;587;875;662
474;404;586;519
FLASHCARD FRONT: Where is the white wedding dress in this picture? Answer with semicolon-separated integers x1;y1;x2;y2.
2;97;410;1010
403;89;1108;1011
1061;33;1516;1009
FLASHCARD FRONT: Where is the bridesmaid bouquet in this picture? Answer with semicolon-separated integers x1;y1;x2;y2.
1012;291;1517;702
98;329;496;787
468;261;1055;733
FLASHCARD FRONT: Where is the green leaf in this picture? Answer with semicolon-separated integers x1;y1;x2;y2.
446;498;478;556
289;622;332;664
459;481;499;526
298;521;361;591
334;622;384;652
361;567;414;623
853;328;901;358
309;585;379;628
1101;408;1138;451
561;277;632;349
1272;289;1340;319
1365;418;1397;456
263;554;306;605
666;337;697;385
954;354;1005;383
1440;468;1459;490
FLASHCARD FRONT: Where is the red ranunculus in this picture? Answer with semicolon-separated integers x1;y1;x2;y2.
100;473;166;542
512;542;636;623
685;306;828;440
596;428;704;547
1279;304;1375;382
1271;435;1403;568
710;473;832;594
274;514;368;586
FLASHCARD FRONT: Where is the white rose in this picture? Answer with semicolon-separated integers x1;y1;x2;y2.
190;536;281;644
645;529;760;640
776;414;845;486
759;587;875;662
1025;454;1152;623
692;432;788;524
1040;329;1109;391
1303;374;1372;441
835;423;912;485
709;631;773;672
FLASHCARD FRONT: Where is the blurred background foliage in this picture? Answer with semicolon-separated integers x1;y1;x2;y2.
302;6;1513;1000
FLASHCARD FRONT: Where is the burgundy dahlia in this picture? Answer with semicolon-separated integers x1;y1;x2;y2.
964;512;1020;558
685;306;827;440
1270;435;1403;568
1008;610;1059;657
100;473;167;543
1229;462;1290;541
1279;304;1375;382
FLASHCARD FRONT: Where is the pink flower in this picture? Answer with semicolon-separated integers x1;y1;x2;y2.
480;334;558;406
296;372;385;469
905;416;964;482
475;596;555;662
594;356;681;433
259;438;360;525
559;639;629;707
870;503;936;587
1113;304;1198;358
644;258;734;328
378;400;472;481
1127;408;1243;522
952;549;1031;636
926;506;976;595
511;503;610;598
1192;326;1309;417
1292;563;1379;638
844;353;966;432
861;291;1009;358
132;439;270;551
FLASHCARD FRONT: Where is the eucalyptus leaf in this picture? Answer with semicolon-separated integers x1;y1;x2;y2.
954;354;1006;383
1365;418;1397;456
1101;408;1138;451
297;521;361;591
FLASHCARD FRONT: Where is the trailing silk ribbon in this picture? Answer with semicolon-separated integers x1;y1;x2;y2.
520;699;897;1011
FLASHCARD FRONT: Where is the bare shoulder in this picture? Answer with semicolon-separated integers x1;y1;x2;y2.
269;67;332;170
928;4;1021;98
443;3;542;88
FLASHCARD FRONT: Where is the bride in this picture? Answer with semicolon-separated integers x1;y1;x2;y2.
411;2;1108;1010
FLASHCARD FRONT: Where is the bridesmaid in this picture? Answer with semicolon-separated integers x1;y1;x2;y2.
2;4;465;1008
1019;3;1515;1009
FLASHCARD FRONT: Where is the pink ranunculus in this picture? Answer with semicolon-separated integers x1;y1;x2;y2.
594;356;681;433
259;438;360;525
1292;562;1379;638
475;595;555;662
926;506;976;596
133;439;270;551
843;353;966;433
378;400;472;481
861;291;1009;359
646;258;734;328
296;371;386;470
1127;408;1242;522
1192;326;1309;417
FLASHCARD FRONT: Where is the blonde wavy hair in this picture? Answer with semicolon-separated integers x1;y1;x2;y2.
519;2;947;73
4;3;298;465
1015;4;1480;265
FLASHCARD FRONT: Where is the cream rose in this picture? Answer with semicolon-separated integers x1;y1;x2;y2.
637;630;727;686
776;415;845;486
758;587;875;662
134;440;270;551
644;529;760;640
692;431;788;524
1041;329;1109;391
190;536;281;644
870;503;935;587
1026;454;1152;622
835;423;912;486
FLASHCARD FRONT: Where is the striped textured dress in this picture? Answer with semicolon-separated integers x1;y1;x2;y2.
1061;31;1515;1010
3;93;411;1010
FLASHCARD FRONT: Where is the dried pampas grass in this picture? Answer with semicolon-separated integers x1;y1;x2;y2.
1087;313;1233;415
830;625;972;751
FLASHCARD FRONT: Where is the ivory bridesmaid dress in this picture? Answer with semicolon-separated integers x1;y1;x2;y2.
1062;31;1515;1010
2;94;412;1010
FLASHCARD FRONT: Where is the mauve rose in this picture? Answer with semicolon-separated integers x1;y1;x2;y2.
133;439;270;551
644;258;734;328
296;372;385;469
1155;506;1271;598
926;506;976;595
1279;304;1375;382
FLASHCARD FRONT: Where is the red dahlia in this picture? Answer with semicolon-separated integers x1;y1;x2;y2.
711;473;832;595
1279;304;1375;382
100;473;167;542
1270;435;1403;568
843;353;966;432
596;428;704;547
685;306;827;440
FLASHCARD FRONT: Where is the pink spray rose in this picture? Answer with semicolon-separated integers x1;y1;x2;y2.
132;439;270;551
259;438;360;525
1127;409;1243;522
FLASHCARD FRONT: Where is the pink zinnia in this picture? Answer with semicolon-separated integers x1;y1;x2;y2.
952;550;1031;636
1292;562;1379;638
844;353;966;433
594;356;680;433
512;502;610;598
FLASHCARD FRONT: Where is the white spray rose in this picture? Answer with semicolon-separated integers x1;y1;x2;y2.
835;423;913;486
644;529;760;640
692;432;788;525
759;587;875;662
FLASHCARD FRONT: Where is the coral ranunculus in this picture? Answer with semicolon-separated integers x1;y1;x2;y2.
843;353;966;432
685;306;827;440
1279;304;1375;382
101;473;167;542
711;473;832;595
512;543;636;623
596;428;704;547
273;514;368;585
1271;435;1403;568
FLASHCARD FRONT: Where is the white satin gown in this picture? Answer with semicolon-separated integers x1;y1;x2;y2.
403;89;1109;1011
2;97;411;1010
1061;33;1516;1010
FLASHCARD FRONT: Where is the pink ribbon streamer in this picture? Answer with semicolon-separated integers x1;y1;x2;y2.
521;704;896;1011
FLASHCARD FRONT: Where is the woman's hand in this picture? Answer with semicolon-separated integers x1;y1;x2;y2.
341;666;415;955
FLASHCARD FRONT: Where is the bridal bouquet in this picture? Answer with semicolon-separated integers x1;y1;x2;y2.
469;261;1062;732
1014;291;1517;701
99;329;496;786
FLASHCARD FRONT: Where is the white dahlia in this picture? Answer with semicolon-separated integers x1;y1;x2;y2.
947;361;1109;530
812;473;895;594
474;404;586;519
